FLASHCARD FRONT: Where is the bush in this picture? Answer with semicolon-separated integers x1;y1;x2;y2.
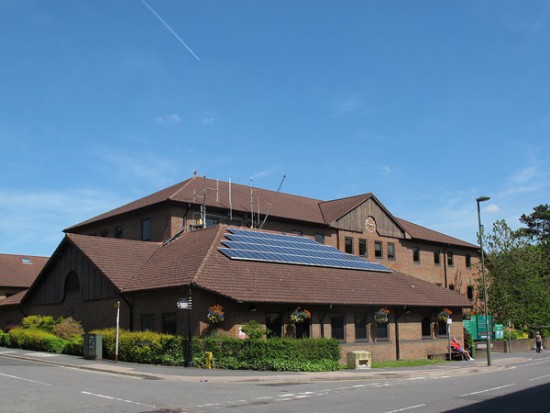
63;335;83;356
0;331;11;347
9;327;66;353
241;320;269;339
52;317;84;340
21;315;56;333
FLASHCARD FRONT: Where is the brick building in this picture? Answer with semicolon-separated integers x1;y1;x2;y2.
0;175;479;361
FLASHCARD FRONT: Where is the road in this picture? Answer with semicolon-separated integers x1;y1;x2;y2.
1;352;549;412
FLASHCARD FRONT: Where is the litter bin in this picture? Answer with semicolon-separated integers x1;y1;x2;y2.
82;334;103;360
347;350;372;369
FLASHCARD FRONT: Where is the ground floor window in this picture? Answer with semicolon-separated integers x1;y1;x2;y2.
421;316;432;338
331;314;345;340
162;313;177;335
355;313;368;340
295;320;310;339
375;322;389;340
266;313;283;338
141;314;154;331
438;320;448;337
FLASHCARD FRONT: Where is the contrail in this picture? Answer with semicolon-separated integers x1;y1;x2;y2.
140;0;200;62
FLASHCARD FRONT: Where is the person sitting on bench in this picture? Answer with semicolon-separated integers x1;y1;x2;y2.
450;337;474;361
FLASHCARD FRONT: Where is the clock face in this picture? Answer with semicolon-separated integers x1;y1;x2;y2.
366;217;376;233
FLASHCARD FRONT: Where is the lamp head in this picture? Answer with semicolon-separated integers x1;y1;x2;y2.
476;196;490;203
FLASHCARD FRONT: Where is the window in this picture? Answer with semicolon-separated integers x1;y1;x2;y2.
358;239;367;257
315;233;325;244
466;254;472;268
355;313;368;340
291;230;303;236
206;217;220;227
421;316;432;338
100;229;108;237
413;247;420;263
141;314;154;331
295;319;310;339
449;284;455;291
331;314;345;340
467;286;474;300
114;226;123;238
375;241;383;259
345;237;354;254
447;251;454;267
162;313;177;335
434;250;440;265
438;320;448;337
141;219;151;241
387;243;395;260
266;313;283;338
20;257;33;264
375;322;389;340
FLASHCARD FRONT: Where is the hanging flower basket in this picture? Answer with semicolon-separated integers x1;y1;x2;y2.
289;307;311;324
207;304;224;324
438;308;452;323
374;307;390;324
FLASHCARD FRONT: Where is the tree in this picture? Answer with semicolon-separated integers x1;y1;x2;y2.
519;204;550;274
483;220;550;330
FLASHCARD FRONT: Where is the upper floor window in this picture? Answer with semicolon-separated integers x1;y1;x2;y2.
466;254;472;268
467;285;474;300
358;239;367;257
141;219;151;241
206;217;220;227
434;250;441;266
413;247;420;263
375;241;383;259
315;233;325;244
387;243;396;260
345;237;354;254
447;251;454;267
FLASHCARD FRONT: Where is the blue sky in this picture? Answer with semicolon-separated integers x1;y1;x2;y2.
1;1;549;257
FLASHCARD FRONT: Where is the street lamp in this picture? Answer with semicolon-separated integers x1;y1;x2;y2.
476;196;491;367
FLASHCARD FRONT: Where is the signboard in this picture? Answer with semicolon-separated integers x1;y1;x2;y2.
177;298;192;310
475;315;494;340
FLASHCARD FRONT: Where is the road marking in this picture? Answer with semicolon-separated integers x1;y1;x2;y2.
530;374;550;381
385;404;426;412
460;383;515;397
80;391;156;408
0;372;52;386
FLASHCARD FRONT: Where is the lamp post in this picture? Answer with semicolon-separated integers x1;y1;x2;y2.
476;196;491;366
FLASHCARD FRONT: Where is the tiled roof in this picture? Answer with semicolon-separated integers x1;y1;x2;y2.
66;234;162;291
0;253;48;288
65;175;477;249
0;289;27;307
122;226;471;308
396;218;478;249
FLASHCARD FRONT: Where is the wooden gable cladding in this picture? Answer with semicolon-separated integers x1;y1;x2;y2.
331;197;405;238
26;243;117;306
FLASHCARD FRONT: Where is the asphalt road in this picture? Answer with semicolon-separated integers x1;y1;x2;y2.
0;351;549;413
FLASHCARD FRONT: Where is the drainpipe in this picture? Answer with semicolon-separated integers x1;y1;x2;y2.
119;293;134;331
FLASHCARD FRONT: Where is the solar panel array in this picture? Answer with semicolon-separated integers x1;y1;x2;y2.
218;228;392;272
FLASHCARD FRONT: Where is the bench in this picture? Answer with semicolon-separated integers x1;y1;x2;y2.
428;348;466;361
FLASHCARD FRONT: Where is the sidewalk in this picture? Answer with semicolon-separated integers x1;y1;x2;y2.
0;347;538;384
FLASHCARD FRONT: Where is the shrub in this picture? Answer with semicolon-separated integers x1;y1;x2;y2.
52;317;84;340
241;320;269;339
21;315;56;333
9;327;66;353
63;335;84;356
0;331;11;347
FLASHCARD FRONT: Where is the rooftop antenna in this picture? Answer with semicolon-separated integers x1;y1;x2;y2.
228;178;233;221
250;177;254;229
260;175;286;229
201;176;219;228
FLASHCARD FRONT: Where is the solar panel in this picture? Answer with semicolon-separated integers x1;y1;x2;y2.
219;228;391;273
